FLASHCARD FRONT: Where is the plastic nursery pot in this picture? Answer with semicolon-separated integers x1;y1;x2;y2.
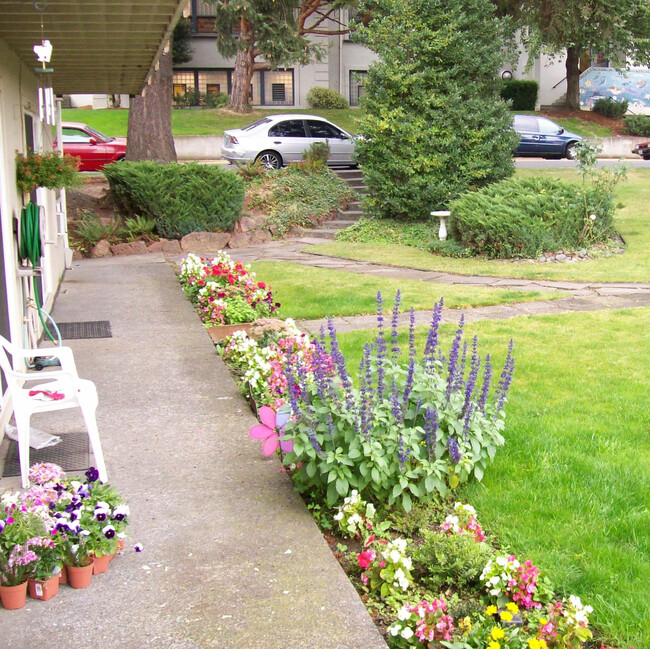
59;565;68;585
0;582;28;610
92;553;115;575
28;576;60;601
65;561;94;589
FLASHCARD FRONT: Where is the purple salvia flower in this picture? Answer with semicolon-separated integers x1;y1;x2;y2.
311;338;335;402
283;358;302;421
375;292;386;401
391;382;401;421
423;407;438;460
408;307;416;363
455;340;468;392
462;335;480;417
397;434;409;470
448;436;462;464
479;353;492;414
357;342;374;442
494;339;515;417
445;314;465;401
327;318;355;412
424;298;444;373
400;358;416;423
390;290;401;360
462;403;473;443
325;413;336;437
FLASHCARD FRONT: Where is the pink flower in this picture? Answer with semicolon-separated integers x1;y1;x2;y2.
249;405;293;456
357;549;376;569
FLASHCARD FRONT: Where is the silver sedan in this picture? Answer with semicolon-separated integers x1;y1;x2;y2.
222;114;357;169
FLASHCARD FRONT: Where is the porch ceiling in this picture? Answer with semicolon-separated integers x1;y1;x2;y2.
0;0;186;95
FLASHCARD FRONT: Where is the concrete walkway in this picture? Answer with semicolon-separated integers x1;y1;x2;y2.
1;253;387;649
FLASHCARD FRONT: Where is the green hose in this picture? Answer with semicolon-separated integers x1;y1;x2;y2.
19;202;57;343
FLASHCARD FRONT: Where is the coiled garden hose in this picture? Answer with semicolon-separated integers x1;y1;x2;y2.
19;202;58;344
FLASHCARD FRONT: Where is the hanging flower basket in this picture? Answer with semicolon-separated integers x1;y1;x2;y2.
15;149;81;193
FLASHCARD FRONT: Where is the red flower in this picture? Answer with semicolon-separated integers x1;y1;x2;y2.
257;281;266;289
357;549;376;569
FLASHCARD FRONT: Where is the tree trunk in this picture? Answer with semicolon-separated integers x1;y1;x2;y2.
565;46;581;111
126;43;177;162
227;18;255;113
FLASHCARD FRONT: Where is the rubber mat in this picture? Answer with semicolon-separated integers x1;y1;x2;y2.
48;320;112;340
2;432;90;477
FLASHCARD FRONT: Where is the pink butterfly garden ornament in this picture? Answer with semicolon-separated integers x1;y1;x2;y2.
249;404;293;456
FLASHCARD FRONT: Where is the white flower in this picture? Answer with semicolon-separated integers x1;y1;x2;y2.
402;556;412;571
489;576;501;586
393;538;407;552
389;549;402;564
388;625;400;636
365;503;376;519
401;627;414;639
589;214;597;220
496;556;507;567
333;512;344;521
397;606;410;621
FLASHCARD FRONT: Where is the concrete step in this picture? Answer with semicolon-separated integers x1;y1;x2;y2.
303;229;337;239
342;209;363;218
322;219;358;230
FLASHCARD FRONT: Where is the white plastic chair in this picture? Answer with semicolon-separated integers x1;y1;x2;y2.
0;335;108;488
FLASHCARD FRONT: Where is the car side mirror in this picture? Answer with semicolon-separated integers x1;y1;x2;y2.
89;138;98;145
557;128;564;134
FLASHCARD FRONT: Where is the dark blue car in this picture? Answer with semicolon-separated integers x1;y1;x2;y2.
514;114;582;160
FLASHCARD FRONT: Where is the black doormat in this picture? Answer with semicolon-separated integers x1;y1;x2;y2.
48;320;112;340
2;432;90;477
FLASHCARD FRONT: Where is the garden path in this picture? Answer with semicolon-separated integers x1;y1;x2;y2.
178;240;650;334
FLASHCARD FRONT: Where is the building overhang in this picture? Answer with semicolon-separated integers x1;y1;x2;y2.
0;0;186;95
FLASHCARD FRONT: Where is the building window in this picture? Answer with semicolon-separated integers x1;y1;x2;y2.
173;83;188;98
197;70;229;94
349;70;367;107
262;70;293;106
343;9;360;41
592;52;610;68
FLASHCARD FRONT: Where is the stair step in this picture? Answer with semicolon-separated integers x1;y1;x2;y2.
322;220;358;230
303;229;336;239
342;209;363;217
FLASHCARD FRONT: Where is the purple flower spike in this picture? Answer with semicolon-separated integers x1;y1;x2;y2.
479;353;492;413
494;339;515;417
390;290;401;360
448;436;462;464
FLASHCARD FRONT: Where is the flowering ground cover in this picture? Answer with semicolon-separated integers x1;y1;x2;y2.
248;261;562;320
334;307;650;647
308;168;650;283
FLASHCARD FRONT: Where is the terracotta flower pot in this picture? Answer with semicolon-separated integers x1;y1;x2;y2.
65;561;94;589
58;565;68;585
115;539;125;552
92;553;115;575
0;582;28;610
28;575;60;601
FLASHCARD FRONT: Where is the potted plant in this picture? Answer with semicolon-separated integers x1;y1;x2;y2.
15;148;81;193
26;536;62;601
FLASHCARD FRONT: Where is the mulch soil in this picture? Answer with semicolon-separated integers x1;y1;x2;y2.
538;109;626;136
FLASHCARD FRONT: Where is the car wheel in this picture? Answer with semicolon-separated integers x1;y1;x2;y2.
643;154;650;160
256;151;283;169
565;142;579;160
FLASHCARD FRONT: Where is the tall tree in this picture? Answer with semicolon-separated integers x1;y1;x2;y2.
496;0;650;110
126;19;194;162
210;0;359;113
355;0;518;220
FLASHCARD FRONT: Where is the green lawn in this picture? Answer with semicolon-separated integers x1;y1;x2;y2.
250;261;562;320
61;107;607;139
310;168;650;283
61;107;363;137
334;307;650;649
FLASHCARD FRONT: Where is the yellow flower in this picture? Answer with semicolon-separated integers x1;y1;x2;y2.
499;611;513;622
528;639;548;649
491;627;505;640
488;642;501;649
458;616;472;634
506;602;520;614
486;605;498;616
539;618;548;626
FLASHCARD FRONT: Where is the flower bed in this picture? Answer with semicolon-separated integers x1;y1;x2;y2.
178;251;279;325
178;255;629;649
0;463;131;607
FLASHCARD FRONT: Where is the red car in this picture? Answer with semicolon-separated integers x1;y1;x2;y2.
58;122;126;171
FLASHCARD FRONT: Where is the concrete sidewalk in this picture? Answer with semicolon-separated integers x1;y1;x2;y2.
1;253;387;649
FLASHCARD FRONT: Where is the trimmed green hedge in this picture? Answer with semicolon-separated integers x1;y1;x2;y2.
306;87;349;109
448;176;614;259
103;161;244;238
592;97;628;119
500;79;539;111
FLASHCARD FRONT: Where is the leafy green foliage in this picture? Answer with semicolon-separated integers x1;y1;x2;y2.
173;90;229;109
302;141;330;170
624;114;650;136
122;215;158;241
172;17;194;64
448;176;617;259
306;86;349;109
354;0;518;220
103;161;244;238
500;79;539;110
246;164;354;237
592;97;629;119
69;210;122;254
336;217;437;250
413;528;494;591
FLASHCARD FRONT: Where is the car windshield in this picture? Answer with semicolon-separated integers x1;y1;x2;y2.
83;125;113;142
241;118;272;132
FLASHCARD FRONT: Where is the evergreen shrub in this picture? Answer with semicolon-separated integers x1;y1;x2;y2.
103;161;244;238
500;79;539;111
306;86;349;109
354;0;518;221
448;176;614;259
623;114;650;136
592;97;628;119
